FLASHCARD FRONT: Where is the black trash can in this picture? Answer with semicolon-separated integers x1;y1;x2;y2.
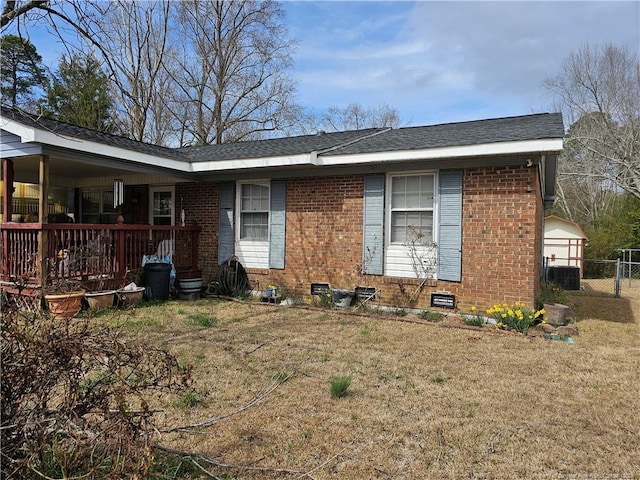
144;262;171;301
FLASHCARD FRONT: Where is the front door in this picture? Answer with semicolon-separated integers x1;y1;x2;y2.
149;186;174;226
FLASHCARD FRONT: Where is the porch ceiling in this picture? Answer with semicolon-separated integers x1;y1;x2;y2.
12;155;138;183
11;150;197;185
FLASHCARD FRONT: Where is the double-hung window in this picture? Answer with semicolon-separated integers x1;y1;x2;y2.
385;173;437;279
390;174;434;244
235;181;271;269
240;183;269;241
223;180;286;271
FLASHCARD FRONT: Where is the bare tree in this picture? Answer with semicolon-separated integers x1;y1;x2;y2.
554;117;620;229
73;1;172;143
544;43;640;200
1;0;47;28
318;102;401;132
2;0;172;144
167;0;298;145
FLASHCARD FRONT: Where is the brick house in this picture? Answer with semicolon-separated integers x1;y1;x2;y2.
1;107;564;310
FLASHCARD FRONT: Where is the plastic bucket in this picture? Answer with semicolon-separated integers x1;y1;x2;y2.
144;262;171;301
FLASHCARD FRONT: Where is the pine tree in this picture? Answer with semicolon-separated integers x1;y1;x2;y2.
42;53;116;133
0;34;47;108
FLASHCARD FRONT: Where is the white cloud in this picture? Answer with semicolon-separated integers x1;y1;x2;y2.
289;0;639;125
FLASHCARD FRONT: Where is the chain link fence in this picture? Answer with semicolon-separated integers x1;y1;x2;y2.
618;249;640;299
544;249;640;299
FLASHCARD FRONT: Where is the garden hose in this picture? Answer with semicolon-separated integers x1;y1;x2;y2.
212;256;250;296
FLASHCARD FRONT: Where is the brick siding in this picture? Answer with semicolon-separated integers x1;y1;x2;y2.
179;165;543;312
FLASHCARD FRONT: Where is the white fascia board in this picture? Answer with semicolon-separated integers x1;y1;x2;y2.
315;138;564;166
1;119;36;142
32;129;191;172
1;117;191;172
190;153;312;172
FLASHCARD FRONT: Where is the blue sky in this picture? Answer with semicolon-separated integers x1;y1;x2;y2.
8;0;640;128
285;0;640;126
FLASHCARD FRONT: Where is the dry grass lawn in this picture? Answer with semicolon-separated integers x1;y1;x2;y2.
102;289;640;479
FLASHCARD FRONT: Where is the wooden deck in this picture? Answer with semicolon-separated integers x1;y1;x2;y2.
0;223;201;291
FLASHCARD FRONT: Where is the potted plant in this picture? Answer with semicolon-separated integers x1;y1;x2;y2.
43;278;85;319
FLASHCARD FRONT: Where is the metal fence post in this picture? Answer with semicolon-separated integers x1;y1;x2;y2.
614;257;621;298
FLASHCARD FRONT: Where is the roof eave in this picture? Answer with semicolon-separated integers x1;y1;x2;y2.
190;153;314;172
315;138;564;166
1;117;191;173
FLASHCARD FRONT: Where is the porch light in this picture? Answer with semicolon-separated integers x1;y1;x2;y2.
113;179;124;208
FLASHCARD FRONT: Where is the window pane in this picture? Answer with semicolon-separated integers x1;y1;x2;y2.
406;176;420;194
391;212;407;243
391;212;433;243
82;191;100;214
240;212;268;240
419;176;434;208
391;177;406;209
241;184;269;212
153;191;172;216
102;191;114;213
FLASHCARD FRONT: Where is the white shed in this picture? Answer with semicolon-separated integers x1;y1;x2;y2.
544;215;588;275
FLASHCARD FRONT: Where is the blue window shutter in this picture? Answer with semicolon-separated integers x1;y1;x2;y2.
218;183;234;265
362;174;385;275
269;180;286;269
437;170;463;281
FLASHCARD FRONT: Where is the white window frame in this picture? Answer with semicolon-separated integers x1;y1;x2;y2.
384;171;439;279
149;186;175;226
235;180;270;269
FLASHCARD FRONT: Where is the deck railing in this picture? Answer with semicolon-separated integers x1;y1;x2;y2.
0;223;201;288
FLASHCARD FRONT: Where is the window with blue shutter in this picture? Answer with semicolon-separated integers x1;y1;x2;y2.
269;180;286;269
218;183;234;265
437;170;463;282
362;174;385;275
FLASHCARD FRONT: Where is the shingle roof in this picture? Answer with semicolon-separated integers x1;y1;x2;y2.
323;113;565;156
0;106;187;160
179;128;386;162
2;105;564;165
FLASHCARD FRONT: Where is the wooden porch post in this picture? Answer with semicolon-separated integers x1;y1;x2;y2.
2;158;14;222
38;155;49;286
1;159;13;279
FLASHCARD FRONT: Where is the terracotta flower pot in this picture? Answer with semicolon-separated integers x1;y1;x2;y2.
45;292;84;319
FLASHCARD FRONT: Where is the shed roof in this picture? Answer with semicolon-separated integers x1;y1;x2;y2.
544;215;588;240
